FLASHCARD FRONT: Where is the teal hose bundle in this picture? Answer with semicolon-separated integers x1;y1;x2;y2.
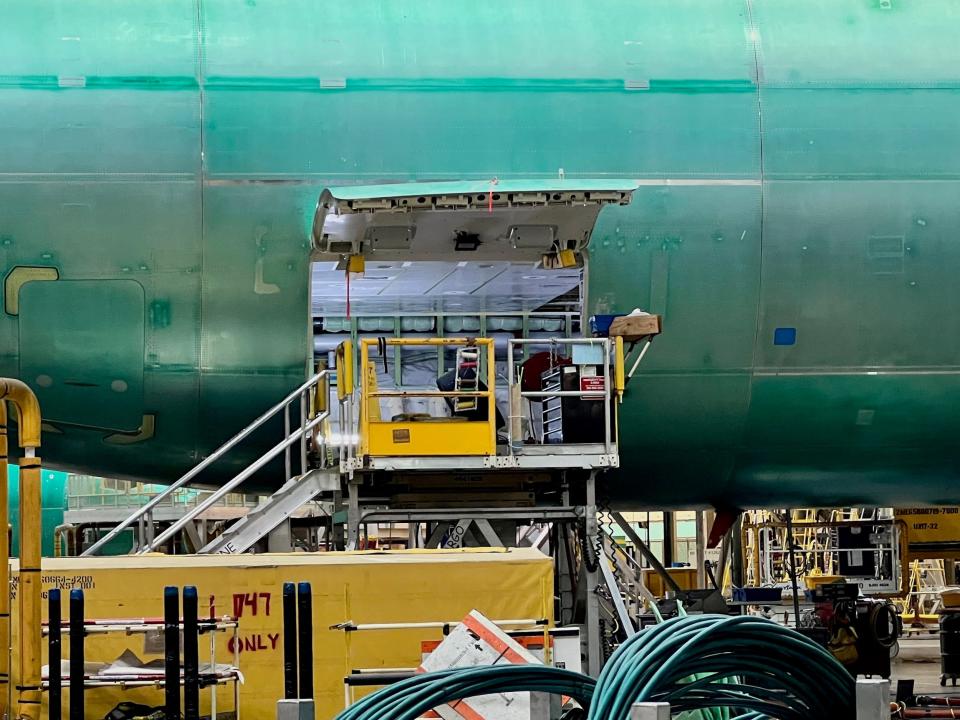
590;615;855;720
334;664;596;720
334;615;854;720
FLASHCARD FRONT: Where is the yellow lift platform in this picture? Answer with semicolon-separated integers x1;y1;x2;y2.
339;335;627;472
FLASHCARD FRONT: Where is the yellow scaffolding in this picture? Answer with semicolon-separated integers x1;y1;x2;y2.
359;337;497;458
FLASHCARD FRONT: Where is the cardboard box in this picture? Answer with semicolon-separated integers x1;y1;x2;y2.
609;314;662;340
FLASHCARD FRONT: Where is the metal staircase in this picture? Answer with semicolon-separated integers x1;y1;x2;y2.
81;369;334;556
76;331;637;559
199;467;339;554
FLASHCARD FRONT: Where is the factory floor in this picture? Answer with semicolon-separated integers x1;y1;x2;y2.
892;634;960;696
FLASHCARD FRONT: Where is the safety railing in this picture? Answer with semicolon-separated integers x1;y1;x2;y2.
334;335;624;462
67;489;257;511
336;340;357;472
357;337;497;457
740;516;908;597
81;370;331;556
505;337;622;456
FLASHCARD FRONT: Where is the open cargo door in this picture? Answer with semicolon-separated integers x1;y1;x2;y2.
311;179;637;264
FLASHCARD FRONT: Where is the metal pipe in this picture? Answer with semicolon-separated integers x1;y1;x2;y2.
331;619;544;632
610;511;683;594
519;390;611;398
68;589;83;720
0;379;41;448
182;586;199;720
164;586;180;719
284;402;292;482
662;511;675;567
142;412;327;552
18;452;42;720
359;340;370;456
366;390;489;398
0;379;42;720
297;582;313;700
300;391;308;475
486;339;497;452
343;671;417;686
784;511;802;629
82;371;328;556
44;616;234;631
0;403;8;717
627;338;654;379
506;339;515;453
48;589;61;720
53;524;77;558
363;337;493;347
360;507;578;523
603;340;611;454
282;582;297;699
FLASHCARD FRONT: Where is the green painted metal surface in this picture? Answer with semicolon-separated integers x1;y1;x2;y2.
6;466;67;557
19;279;146;431
1;1;958;508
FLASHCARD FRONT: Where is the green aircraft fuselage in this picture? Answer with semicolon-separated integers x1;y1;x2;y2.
2;1;959;508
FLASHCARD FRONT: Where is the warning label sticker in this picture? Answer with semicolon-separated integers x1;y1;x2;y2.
580;376;605;398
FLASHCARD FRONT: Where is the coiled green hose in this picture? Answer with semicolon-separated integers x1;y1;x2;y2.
334;615;855;720
335;664;596;720
590;615;855;719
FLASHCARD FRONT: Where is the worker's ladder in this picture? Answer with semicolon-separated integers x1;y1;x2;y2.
452;345;480;413
902;559;946;618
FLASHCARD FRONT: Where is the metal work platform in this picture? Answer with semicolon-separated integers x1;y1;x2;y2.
333;335;628;552
351;445;618;472
74;332;638;556
71;180;662;675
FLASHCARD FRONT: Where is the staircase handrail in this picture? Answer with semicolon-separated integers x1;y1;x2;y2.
81;370;329;556
139;411;328;553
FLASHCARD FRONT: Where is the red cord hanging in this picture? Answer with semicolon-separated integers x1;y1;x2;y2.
487;176;498;214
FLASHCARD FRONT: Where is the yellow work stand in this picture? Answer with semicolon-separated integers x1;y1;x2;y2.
358;337;497;458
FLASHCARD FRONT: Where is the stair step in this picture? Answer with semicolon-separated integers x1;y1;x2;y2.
198;468;338;554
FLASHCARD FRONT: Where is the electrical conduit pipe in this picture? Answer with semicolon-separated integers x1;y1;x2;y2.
0;379;42;720
0;401;7;716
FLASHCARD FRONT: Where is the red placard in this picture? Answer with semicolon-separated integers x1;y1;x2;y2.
580;376;605;398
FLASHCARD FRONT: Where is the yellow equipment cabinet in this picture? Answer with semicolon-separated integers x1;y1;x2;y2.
359;337;497;458
10;549;552;719
896;507;960;559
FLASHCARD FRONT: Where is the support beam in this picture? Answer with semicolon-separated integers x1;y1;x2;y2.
346;479;360;550
730;513;745;589
610;511;682;595
473;519;504;547
555;526;577;627
662;511;675;568
1;379;42;720
182;517;202;553
695;510;706;588
584;472;602;676
597;535;636;638
268;520;294;553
